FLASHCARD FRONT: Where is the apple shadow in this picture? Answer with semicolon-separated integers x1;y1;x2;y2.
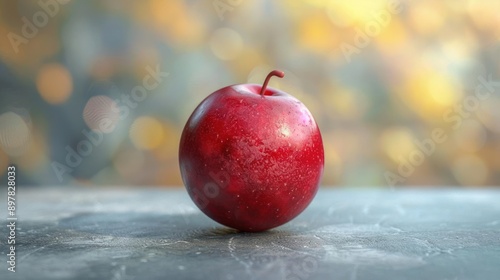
57;211;330;250
57;211;305;240
58;211;232;239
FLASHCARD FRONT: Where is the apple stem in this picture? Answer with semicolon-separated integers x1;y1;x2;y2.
259;70;285;96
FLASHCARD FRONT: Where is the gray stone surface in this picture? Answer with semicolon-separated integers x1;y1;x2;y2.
1;187;500;280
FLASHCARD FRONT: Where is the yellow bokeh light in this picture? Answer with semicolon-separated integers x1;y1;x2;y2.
326;4;356;28
149;0;205;47
379;127;417;163
36;63;73;105
296;12;337;53
375;19;408;50
129;116;165;150
408;1;445;36
323;86;366;120
400;68;463;121
426;74;461;106
326;0;388;25
152;120;180;160
467;0;500;31
231;47;264;76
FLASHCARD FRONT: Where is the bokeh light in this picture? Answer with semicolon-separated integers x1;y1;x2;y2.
83;95;120;133
36;63;73;105
379;127;416;163
0;111;31;157
129;116;165;151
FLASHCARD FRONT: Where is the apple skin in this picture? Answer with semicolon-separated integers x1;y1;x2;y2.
179;78;324;232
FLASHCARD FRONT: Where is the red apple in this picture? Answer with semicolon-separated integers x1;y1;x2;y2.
179;70;324;232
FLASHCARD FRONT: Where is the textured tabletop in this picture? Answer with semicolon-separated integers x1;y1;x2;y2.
1;187;500;280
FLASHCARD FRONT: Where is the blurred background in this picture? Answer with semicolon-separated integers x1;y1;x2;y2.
0;0;499;187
